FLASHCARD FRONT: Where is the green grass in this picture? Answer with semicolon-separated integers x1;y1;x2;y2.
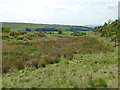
2;52;118;88
2;22;93;32
2;34;110;73
2;32;118;88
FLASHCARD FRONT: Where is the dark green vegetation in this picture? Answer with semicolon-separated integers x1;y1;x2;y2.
71;32;87;36
1;31;45;41
1;27;10;33
2;22;93;32
94;19;120;46
58;29;63;34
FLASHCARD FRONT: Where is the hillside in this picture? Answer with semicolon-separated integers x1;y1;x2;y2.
93;19;120;47
2;22;93;32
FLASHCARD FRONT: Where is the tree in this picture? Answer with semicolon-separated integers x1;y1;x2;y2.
72;32;78;36
58;29;62;34
104;22;108;26
80;32;86;35
25;28;31;32
71;32;81;36
111;35;117;47
108;19;112;25
39;29;42;33
93;19;119;47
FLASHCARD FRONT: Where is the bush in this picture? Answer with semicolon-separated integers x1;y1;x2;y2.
94;19;119;46
2;35;9;40
2;27;10;33
71;32;80;36
26;37;32;40
25;28;31;32
58;29;63;34
80;32;86;35
38;33;46;37
16;37;24;40
18;32;27;35
10;32;19;36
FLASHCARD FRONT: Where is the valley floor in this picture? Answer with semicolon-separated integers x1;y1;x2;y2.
2;33;118;88
2;52;118;88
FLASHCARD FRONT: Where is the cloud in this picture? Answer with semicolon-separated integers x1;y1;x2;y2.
104;3;118;9
0;0;118;25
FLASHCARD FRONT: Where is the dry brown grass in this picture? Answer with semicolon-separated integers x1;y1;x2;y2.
2;36;111;73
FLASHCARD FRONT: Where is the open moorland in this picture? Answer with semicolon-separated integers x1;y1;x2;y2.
1;20;119;88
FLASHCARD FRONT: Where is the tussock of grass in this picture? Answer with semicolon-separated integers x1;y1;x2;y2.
2;36;111;73
2;52;118;88
2;32;118;88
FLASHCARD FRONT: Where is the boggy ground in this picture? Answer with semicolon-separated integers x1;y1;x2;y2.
2;33;118;88
2;33;110;73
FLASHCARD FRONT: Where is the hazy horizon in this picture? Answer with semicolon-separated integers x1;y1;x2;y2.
0;0;119;25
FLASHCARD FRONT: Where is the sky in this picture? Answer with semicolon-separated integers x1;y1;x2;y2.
118;1;120;19
0;0;119;25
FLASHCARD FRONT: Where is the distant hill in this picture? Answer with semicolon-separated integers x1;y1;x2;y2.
84;25;103;28
2;22;93;32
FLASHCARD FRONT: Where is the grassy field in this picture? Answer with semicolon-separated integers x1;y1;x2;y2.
2;32;118;88
2;22;93;32
2;52;118;88
2;32;110;73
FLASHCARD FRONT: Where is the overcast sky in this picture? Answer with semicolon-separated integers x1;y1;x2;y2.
0;0;119;25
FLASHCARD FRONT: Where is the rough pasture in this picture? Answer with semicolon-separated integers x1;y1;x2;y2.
2;36;111;73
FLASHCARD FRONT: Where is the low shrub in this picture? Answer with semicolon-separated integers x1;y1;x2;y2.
37;33;46;37
16;37;24;40
10;32;19;36
18;32;27;35
2;36;111;73
2;35;9;40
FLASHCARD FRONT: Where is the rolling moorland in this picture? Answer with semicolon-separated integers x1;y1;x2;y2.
2;22;93;32
0;19;119;88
